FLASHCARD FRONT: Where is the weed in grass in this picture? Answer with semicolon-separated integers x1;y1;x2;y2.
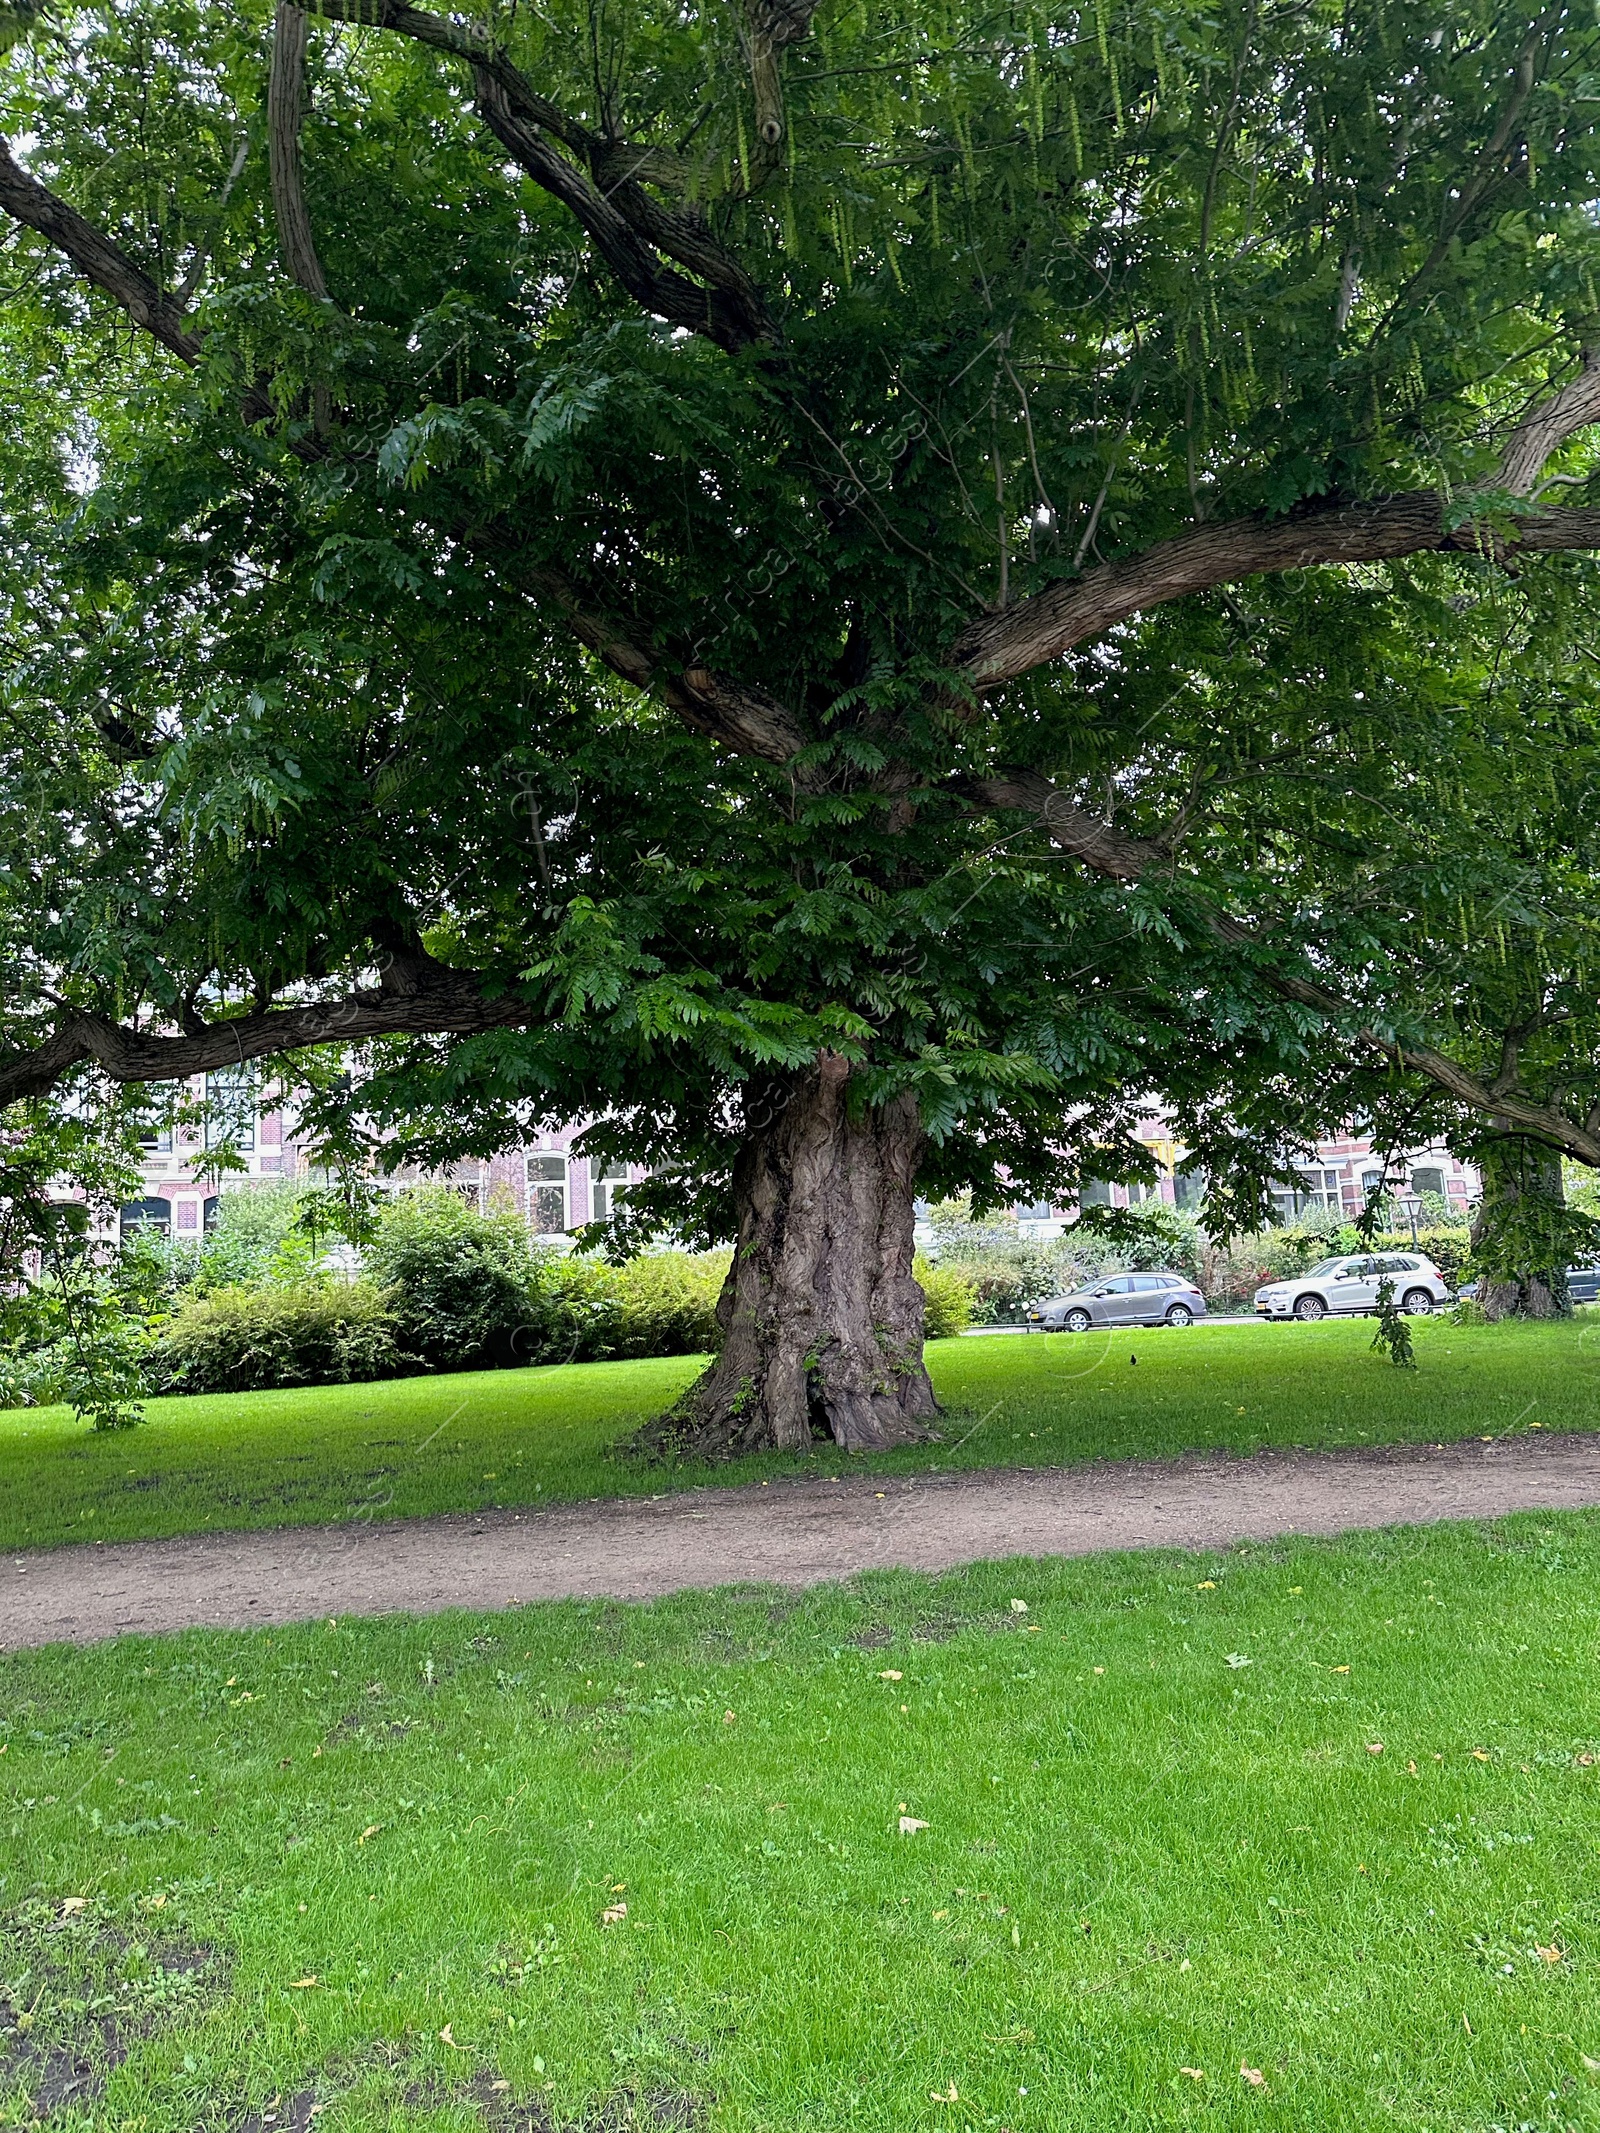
0;1893;224;2124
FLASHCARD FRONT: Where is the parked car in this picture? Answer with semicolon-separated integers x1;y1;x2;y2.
1457;1266;1600;1305
1254;1253;1451;1322
1027;1270;1208;1332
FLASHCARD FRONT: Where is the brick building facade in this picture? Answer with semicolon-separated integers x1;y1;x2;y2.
118;1076;1480;1244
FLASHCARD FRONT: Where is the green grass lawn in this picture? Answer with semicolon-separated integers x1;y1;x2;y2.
6;1516;1600;2129
1;1316;1596;1555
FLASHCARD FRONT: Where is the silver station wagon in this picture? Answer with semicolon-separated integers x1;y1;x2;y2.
1027;1270;1209;1332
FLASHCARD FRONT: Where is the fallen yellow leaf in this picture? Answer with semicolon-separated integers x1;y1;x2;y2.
358;1825;382;1844
898;1816;929;1835
439;2022;467;2049
601;1902;628;1926
878;1670;903;1681
1331;1665;1351;1675
59;1897;88;1916
1472;1750;1491;1762
1366;1742;1384;1755
1240;2063;1266;2088
929;2081;959;2102
288;1976;319;1990
1179;2068;1205;2082
722;1710;736;1725
1537;1944;1564;1964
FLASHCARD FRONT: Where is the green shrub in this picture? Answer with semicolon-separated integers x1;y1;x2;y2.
145;1282;406;1394
915;1256;977;1339
160;1180;324;1294
364;1188;550;1372
599;1252;726;1360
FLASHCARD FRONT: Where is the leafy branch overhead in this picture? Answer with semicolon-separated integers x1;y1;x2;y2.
1;0;1600;1174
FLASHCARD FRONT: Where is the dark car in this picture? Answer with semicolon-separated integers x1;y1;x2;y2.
1026;1270;1208;1332
1458;1266;1600;1305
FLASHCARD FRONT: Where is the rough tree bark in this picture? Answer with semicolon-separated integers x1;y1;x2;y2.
663;1053;941;1455
1469;1134;1572;1320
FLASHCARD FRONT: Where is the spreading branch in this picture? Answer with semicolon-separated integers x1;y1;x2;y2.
952;490;1600;693
504;556;810;758
736;0;823;188
309;0;777;349
0;967;523;1111
971;771;1600;1166
0;135;201;365
1497;347;1600;495
268;1;330;300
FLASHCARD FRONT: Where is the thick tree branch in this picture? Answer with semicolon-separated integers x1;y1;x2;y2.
733;0;822;190
0;135;201;365
1498;347;1600;494
0;969;524;1111
471;72;770;353
952;491;1600;693
971;770;1600;1166
308;0;775;348
501;554;809;758
268;1;330;300
963;770;1170;879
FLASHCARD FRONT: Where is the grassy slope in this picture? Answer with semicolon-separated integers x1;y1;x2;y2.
5;1517;1600;2130
1;1317;1596;1554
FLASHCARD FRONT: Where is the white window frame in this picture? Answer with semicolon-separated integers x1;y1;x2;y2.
591;1160;631;1222
525;1152;570;1234
204;1065;257;1151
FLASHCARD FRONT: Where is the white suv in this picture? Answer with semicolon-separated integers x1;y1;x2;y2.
1254;1253;1452;1322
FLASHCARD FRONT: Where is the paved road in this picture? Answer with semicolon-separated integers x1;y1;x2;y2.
4;1434;1598;1650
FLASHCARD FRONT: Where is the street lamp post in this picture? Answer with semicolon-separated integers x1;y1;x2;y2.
1399;1193;1423;1249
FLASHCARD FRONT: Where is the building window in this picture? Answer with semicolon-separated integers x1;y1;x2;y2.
1410;1167;1445;1199
591;1161;632;1222
136;1082;177;1152
1078;1179;1114;1207
1272;1168;1342;1223
119;1197;171;1240
205;1066;256;1151
1172;1164;1206;1210
526;1153;569;1234
1017;1198;1053;1221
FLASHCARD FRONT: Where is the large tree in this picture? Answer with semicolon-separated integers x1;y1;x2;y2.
4;0;1600;1444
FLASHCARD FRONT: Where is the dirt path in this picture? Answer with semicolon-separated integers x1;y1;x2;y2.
6;1434;1600;1651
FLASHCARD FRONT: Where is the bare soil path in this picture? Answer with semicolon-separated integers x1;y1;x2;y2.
5;1433;1600;1651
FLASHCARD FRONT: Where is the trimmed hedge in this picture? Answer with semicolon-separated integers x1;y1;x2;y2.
145;1282;407;1395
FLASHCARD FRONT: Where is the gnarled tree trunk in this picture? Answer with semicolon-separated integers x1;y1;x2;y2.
665;1053;940;1455
1469;1133;1571;1320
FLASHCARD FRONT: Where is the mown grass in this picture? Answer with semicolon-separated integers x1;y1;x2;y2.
0;1316;1595;1555
5;1516;1600;2130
